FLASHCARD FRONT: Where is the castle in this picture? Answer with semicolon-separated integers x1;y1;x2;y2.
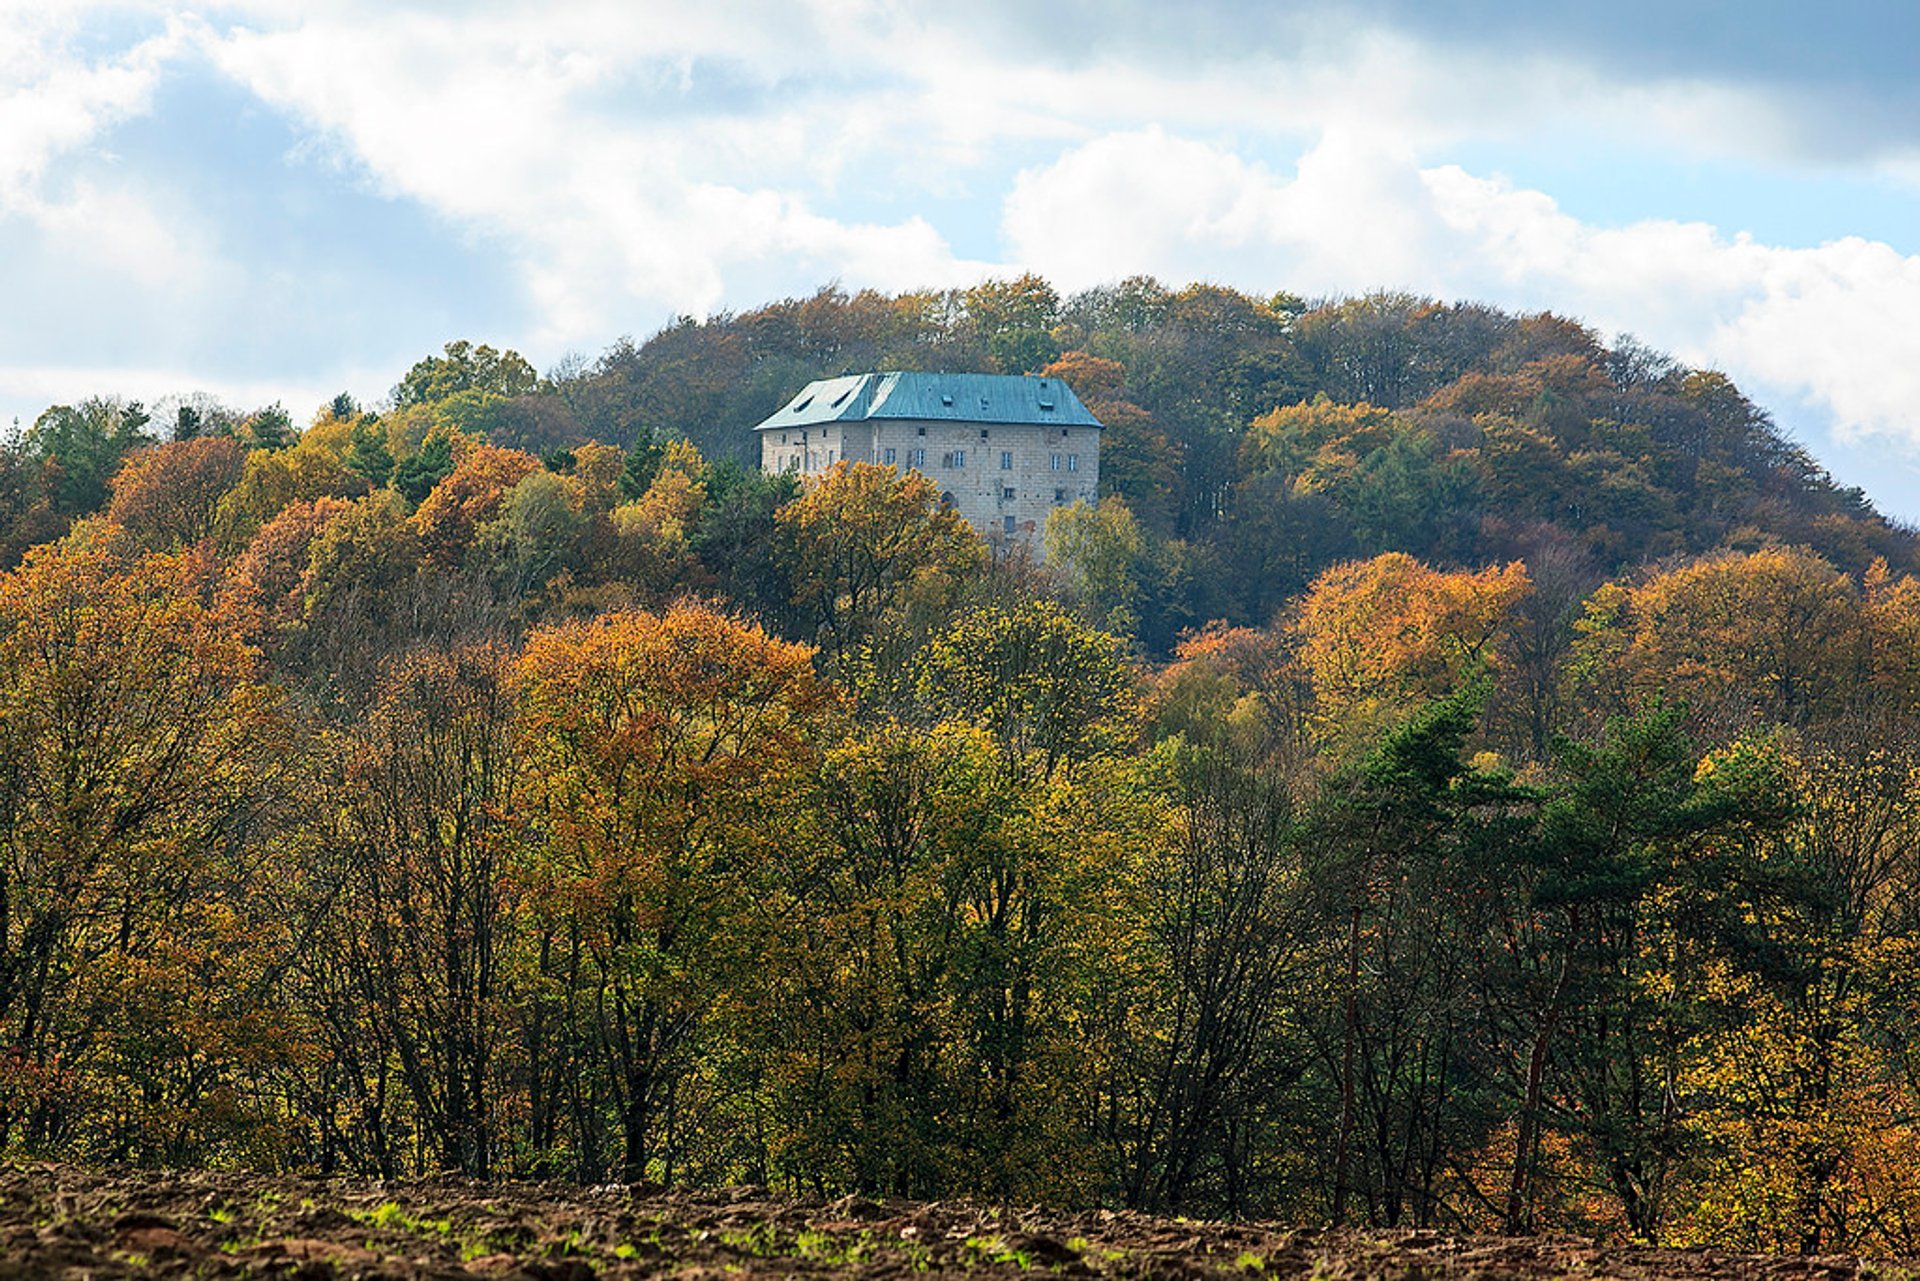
754;371;1102;545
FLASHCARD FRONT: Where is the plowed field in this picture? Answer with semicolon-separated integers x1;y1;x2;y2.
0;1164;1891;1278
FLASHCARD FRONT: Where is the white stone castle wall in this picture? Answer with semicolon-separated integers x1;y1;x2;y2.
760;418;1099;548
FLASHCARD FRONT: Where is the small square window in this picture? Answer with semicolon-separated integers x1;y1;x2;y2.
917;426;926;436
980;429;989;440
1002;486;1015;500
1054;488;1066;503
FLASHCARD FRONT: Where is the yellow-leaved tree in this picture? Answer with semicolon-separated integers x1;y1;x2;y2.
776;460;984;674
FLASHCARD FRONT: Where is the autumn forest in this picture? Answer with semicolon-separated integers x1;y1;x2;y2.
5;277;1920;1254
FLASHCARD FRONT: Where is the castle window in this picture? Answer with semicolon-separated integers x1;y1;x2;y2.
954;448;966;467
1004;516;1016;535
1066;454;1079;472
1049;453;1061;471
1002;486;1015;500
1000;450;1013;470
980;429;989;439
883;447;896;465
1054;488;1066;503
917;426;926;436
909;448;925;468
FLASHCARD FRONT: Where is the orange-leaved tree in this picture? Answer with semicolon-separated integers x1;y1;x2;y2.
0;542;290;1159
105;436;248;551
1571;546;1869;735
1293;551;1531;753
411;443;541;567
511;603;834;1182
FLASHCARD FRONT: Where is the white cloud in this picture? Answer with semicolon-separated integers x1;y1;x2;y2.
198;4;1004;345
0;12;180;199
2;0;1916;495
0;11;209;292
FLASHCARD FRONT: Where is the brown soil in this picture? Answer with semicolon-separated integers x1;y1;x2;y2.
0;1163;1895;1279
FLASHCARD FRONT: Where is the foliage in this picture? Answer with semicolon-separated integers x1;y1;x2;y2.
3;280;1920;1252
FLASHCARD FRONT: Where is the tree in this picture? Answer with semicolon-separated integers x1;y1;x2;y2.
1043;497;1145;636
242;404;296;451
1308;686;1524;1228
393;433;457;506
105;437;247;550
914;598;1136;780
1104;740;1309;1215
345;416;395;489
511;604;833;1182
231;496;355;636
965;275;1061;374
319;645;520;1176
24;398;153;516
1572;546;1869;734
776;461;985;672
411;443;542;566
1514;706;1794;1239
1293;552;1532;753
0;543;287;1155
394;341;541;407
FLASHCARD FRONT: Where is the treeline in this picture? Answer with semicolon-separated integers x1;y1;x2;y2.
2;282;1920;1253
7;279;1912;654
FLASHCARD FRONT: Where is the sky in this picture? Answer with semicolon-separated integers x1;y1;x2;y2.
4;1;1919;515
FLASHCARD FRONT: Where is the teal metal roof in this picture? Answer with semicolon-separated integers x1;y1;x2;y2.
752;372;1104;432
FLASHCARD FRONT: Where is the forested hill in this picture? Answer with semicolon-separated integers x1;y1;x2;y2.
438;279;1916;648
14;279;1920;1247
3;276;1911;655
564;281;1904;563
